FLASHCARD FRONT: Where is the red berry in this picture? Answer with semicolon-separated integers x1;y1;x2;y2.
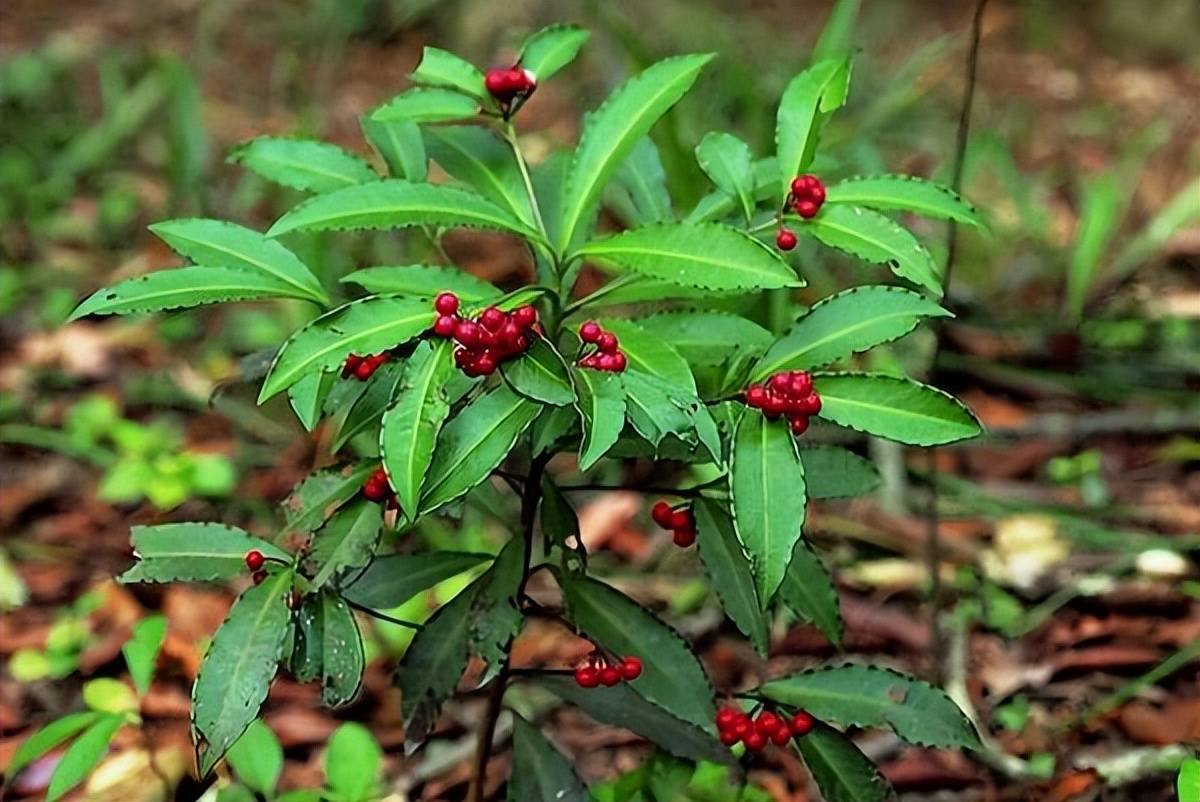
475;353;497;375
592;353;614;372
434;315;457;337
672;528;696;548
454;347;473;367
804;392;822;415
745;385;767;408
790;176;809;197
762;394;787;418
252;569;267;585
245;550;265;571
355;361;375;381
790;372;813;397
499;321;522;345
574;665;600;688
514;67;537;93
790;710;815;736
771;727;792;746
808;182;826;204
769;374;792;395
512;304;537;328
732;716;753;739
434;292;459;315
716;707;741;730
596;332;619;354
454;320;482;347
512;334;529;354
342;354;362;377
578;354;600;369
789;416;810;436
619;656;643;680
579;321;603;343
480;306;506;332
599;665;622;686
363;479;389;502
756;712;781;736
372;467;387;483
485;67;516;98
795;199;819;219
744;731;767;751
669;509;692;531
776;228;797;251
608;353;627;372
651;501;675;528
719;729;741;746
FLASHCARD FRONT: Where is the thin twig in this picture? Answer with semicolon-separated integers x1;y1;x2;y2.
344;599;423;631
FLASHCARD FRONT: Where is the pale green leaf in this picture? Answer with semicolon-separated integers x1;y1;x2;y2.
424;126;535;226
696;132;755;220
229;137;377;194
361;116;427;181
70;267;304;320
635;311;772;367
226;720;283;797
46;714;124;802
341;264;500;300
826;175;983;226
409;47;486;99
370;88;479;123
7;712;100;781
519;25;590;82
614;137;673;225
814;372;981;446
122;614;166;695
802;205;942;295
325;723;381;802
775;59;850;195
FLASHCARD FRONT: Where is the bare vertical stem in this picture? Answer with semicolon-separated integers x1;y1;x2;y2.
924;0;988;681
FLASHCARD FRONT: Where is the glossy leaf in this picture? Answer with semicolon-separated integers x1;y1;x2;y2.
118;523;288;584
194;569;293;774
122;614;166;695
149;218;326;304
826;175;983;226
779;540;843;645
509;715;588;802
409;47;486;99
557;54;713;252
803;205;942;295
70;266;304;320
730;413;807;602
7;711;101;781
306;499;381;590
288;371;336;432
424;126;535;226
519;25;590;82
259;296;434;400
46;713;124;802
341;264;499;301
600;318;696;389
696;132;755;220
502;338;576;405
775;59;850;195
575;223;800;291
381;341;455;516
795;722;893;802
226;720;283;797
753;286;950;378
370;88;479;123
621;371;694;449
342;551;491;609
575;368;626;471
420;384;540;512
282;462;376;537
267;180;542;243
317;592;364;706
799;446;880;500
561;573;715;729
693;498;769;655
814;373;981;446
636;310;771;368
229;137;377;194
361;117;426;181
760;664;980;749
395;583;473;744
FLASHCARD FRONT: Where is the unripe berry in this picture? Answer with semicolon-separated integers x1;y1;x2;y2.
252;569;267;585
579;321;602;343
480;306;505;332
433;315;457;337
795;199;819;219
245;550;265;571
745;385;767;408
651;501;675;528
619;656;643;680
789;416;810;436
599;665;622;687
672;528;696;548
776;228;797;251
454;320;482;347
743;731;766;751
596;332;619;354
434;292;459;315
574;665;600;688
512;304;537;328
790;710;815;736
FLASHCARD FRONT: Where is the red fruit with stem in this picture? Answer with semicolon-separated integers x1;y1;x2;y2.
790;710;815;736
716;708;741;730
776;228;797;251
434;292;459;315
433;315;457;337
672;528;696;548
245;550;265;571
795;199;819;219
252;570;267;585
789;416;810;436
651;501;674;528
745;385;767;408
599;665;622;687
512;305;537;328
619;656;643;680
743;731;767;751
596;332;619;354
719;729;740;746
480;306;505;331
579;321;602;343
574;665;600;688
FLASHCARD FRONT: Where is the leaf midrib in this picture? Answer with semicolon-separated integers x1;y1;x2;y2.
387;349;447;514
421;395;531;508
755;307;932;377
819;385;975;432
581;240;786;279
158;227;323;298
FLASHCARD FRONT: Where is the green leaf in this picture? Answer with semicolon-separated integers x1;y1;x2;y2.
288;371;336;432
695;132;755;221
82;678;138;714
370;88;479;123
539;474;580;551
753;286;950;378
266;180;542;243
574;223;800;291
122;614;166;695
1179;758;1200;802
194;570;293;775
687;155;780;224
7;712;101;781
259;295;434;401
730;413;807;602
342;551;491;609
799;446;880;500
409;47;486;99
420;384;540;512
325;723;381;802
536;676;733;767
575;369;626;471
395;583;473;744
620;371;694;449
812;0;861;61
814;373;981;446
561;573;715;729
775;59;850;195
1067;173;1122;320
509;716;589;802
316;592;364;707
635;311;772;367
779;540;843;646
803;205;942;296
341;264;501;300
45;713;124;802
306;499;381;590
288;594;323;683
229;137;377;194
826;175;983;226
226;719;283;797
70;266;304;320
424;126;535;226
600;318;696;390
795;722;893;802
557;54;713;252
502;338;576;405
361;116;427;181
149;218;327;304
381;340;455;516
531;404;579;455
118;523;288;584
330;362;403;451
693;499;769;655
282;463;376;537
614;137;673;225
519;25;590;82
760;664;980;749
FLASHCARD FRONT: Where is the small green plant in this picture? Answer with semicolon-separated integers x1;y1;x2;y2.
64;22;986;801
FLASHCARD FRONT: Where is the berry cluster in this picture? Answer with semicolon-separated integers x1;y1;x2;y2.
744;371;821;436
245;550;267;585
775;174;827;251
361;467;399;509
715;707;815;751
431;292;539;377
342;352;388;381
651;501;696;547
573;654;643;688
484;66;536;111
576;321;626;372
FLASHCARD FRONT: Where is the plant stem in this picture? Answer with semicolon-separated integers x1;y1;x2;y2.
502;121;549;243
467;454;549;802
343;599;423;630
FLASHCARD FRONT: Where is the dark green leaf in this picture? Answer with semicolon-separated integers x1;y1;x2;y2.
694;499;769;655
814;373;981;446
46;713;124;802
509;715;589;802
229;137;377;193
342;551;491;609
503;338;576;406
795;722;893;802
122;614;166;695
803;205;942;295
519;25;590;82
539;474;580;552
779;541;843;646
317;592;364;706
382;340;455;516
395;584;473;745
424;126;535;226
409;47;486;99
282;463;376;537
600;318;696;389
531;404;579;456
118;523;288;584
288;371;336;432
289;594;323;683
826;175;983;226
621;371;694;449
70;266;305;320
331;362;404;451
341;264;500;300
370;88;479;123
306;499;381;590
799;447;879;500
575;369;626;471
